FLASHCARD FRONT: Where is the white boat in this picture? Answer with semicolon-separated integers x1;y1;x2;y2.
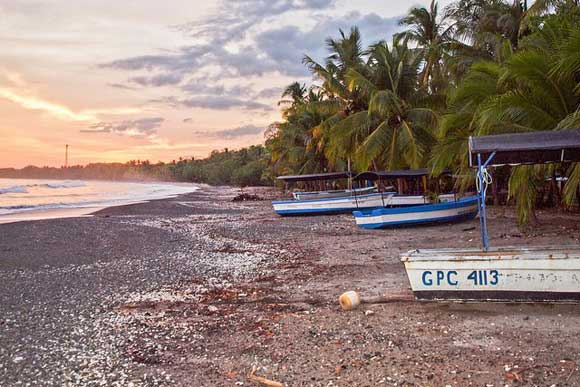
400;129;580;303
353;169;462;206
385;192;460;206
292;186;377;201
273;192;394;216
353;196;479;229
401;246;580;302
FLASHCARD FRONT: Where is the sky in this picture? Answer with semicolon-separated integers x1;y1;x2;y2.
0;0;452;168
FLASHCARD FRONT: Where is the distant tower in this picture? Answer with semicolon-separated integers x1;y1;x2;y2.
65;144;69;168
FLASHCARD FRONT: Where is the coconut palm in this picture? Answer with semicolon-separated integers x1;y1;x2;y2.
432;16;580;224
430;60;503;191
323;37;437;171
302;26;367;112
278;82;307;107
398;0;455;93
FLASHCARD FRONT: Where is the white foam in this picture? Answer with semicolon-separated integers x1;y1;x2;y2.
45;180;86;189
0;185;28;194
0;179;198;219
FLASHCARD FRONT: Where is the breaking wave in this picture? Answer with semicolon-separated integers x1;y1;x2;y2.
0;185;28;194
0;180;87;194
45;181;86;189
0;179;198;217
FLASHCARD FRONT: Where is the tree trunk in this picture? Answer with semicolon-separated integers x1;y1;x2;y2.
491;170;499;205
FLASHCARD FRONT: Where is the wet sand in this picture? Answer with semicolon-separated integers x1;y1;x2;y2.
0;206;107;224
1;185;579;386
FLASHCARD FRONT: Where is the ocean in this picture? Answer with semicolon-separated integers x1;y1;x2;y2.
0;178;198;218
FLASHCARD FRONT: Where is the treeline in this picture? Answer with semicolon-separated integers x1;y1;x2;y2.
0;145;272;187
264;0;580;224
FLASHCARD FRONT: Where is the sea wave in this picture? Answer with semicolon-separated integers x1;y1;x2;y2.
44;181;86;189
0;185;28;194
0;180;86;194
0;179;198;217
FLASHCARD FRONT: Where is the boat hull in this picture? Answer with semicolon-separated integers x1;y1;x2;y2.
292;186;377;201
272;193;393;216
401;246;580;302
353;196;479;229
385;193;460;206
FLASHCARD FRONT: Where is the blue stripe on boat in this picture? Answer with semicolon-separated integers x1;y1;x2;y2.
353;196;479;229
272;192;396;205
275;207;377;215
356;211;478;229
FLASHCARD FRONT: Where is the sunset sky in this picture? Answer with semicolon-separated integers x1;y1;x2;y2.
1;0;451;168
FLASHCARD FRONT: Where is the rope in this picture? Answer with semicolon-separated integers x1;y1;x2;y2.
476;167;493;197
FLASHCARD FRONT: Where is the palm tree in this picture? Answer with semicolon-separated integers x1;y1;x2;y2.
278;82;307;108
445;0;525;67
432;16;580;224
398;0;455;93
266;84;342;176
430;60;503;191
326;37;437;170
303;26;367;113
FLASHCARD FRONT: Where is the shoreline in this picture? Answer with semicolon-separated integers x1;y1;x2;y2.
0;180;203;224
1;185;579;385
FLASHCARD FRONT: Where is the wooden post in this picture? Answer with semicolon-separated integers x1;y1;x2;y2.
397;178;403;195
422;175;427;194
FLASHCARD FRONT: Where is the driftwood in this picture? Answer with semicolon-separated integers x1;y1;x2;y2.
248;367;284;387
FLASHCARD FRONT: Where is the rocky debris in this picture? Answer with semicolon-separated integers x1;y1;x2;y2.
232;192;263;202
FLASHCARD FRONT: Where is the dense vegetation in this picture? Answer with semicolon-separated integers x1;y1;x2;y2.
0;145;272;187
265;0;580;224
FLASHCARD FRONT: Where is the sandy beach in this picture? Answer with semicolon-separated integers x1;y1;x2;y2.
1;185;580;386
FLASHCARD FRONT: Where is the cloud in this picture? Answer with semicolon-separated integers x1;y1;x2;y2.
108;83;137;90
254;12;401;75
254;87;283;99
155;96;273;111
194;124;265;139
180;79;253;97
182;117;193;123
177;0;337;44
81;117;164;137
104;9;400;83
0;87;126;122
101;0;401;117
129;72;184;87
101;0;339;85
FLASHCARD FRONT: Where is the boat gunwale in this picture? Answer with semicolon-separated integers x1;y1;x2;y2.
272;192;395;205
353;196;478;218
293;186;376;196
401;245;580;262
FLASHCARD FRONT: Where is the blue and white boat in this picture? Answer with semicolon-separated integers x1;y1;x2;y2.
352;169;462;207
292;185;376;201
273;171;396;216
353;196;478;229
273;192;395;216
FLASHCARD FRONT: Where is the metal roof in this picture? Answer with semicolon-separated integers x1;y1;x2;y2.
469;129;580;167
353;168;450;180
276;171;352;182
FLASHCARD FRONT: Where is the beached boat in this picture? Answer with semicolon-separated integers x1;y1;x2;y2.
274;171;395;216
402;129;580;302
292;185;376;201
401;246;580;302
273;192;394;216
353;169;461;207
353;196;478;229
